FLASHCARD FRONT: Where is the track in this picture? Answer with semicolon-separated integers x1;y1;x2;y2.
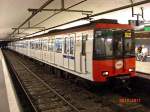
3;50;80;112
3;49;150;112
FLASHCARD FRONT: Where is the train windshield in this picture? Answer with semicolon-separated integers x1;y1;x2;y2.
113;31;123;57
94;30;135;59
94;30;113;58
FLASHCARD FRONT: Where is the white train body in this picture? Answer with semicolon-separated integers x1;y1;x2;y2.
9;29;94;81
8;20;135;82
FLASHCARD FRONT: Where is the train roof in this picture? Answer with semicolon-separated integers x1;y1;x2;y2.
46;19;119;34
16;19;133;41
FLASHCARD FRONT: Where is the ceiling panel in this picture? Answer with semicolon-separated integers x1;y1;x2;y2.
0;0;149;40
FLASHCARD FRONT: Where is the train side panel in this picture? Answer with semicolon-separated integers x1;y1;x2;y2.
9;29;94;81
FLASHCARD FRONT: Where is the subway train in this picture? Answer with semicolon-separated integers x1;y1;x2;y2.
8;19;136;82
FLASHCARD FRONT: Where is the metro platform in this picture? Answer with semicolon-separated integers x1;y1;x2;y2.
136;61;150;74
136;61;150;79
0;49;21;112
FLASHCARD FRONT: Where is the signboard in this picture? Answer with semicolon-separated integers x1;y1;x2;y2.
125;32;131;38
144;26;150;31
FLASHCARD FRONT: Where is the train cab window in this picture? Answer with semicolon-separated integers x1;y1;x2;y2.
94;37;105;56
94;30;113;58
82;34;88;56
105;38;113;56
70;37;75;55
113;31;123;57
55;38;63;53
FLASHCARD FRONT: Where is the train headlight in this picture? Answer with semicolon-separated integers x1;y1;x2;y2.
129;68;134;72
102;71;109;76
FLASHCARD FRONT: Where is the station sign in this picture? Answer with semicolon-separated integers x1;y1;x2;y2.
144;26;150;31
125;32;131;38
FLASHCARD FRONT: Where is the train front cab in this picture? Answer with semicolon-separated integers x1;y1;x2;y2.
92;23;136;82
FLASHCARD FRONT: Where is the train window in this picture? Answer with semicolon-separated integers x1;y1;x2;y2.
70;37;75;55
24;41;26;48
94;37;105;56
38;40;43;50
30;41;32;49
64;37;69;54
21;42;23;48
23;42;25;48
39;40;42;50
94;30;113;58
33;41;36;49
42;40;48;51
24;42;26;48
82;35;88;56
55;38;63;53
48;38;54;51
124;38;135;56
36;41;39;50
32;42;34;49
35;41;38;49
48;39;52;51
37;40;42;50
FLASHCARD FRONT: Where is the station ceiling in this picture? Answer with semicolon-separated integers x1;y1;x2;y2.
0;0;150;40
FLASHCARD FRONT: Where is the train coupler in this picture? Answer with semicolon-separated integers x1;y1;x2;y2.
108;75;132;92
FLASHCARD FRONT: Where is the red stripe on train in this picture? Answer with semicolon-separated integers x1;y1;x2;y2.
95;23;133;29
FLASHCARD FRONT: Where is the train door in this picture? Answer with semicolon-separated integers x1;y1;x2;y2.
47;38;51;63
42;38;48;62
75;33;82;73
36;39;40;59
39;39;43;60
81;34;88;73
63;36;69;68
50;37;55;64
113;31;124;73
75;32;89;74
26;40;29;56
68;34;75;70
55;37;63;66
25;40;28;55
29;40;32;57
32;39;36;58
41;39;43;60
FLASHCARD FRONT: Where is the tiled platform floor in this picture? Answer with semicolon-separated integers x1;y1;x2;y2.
0;49;21;112
136;61;150;75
